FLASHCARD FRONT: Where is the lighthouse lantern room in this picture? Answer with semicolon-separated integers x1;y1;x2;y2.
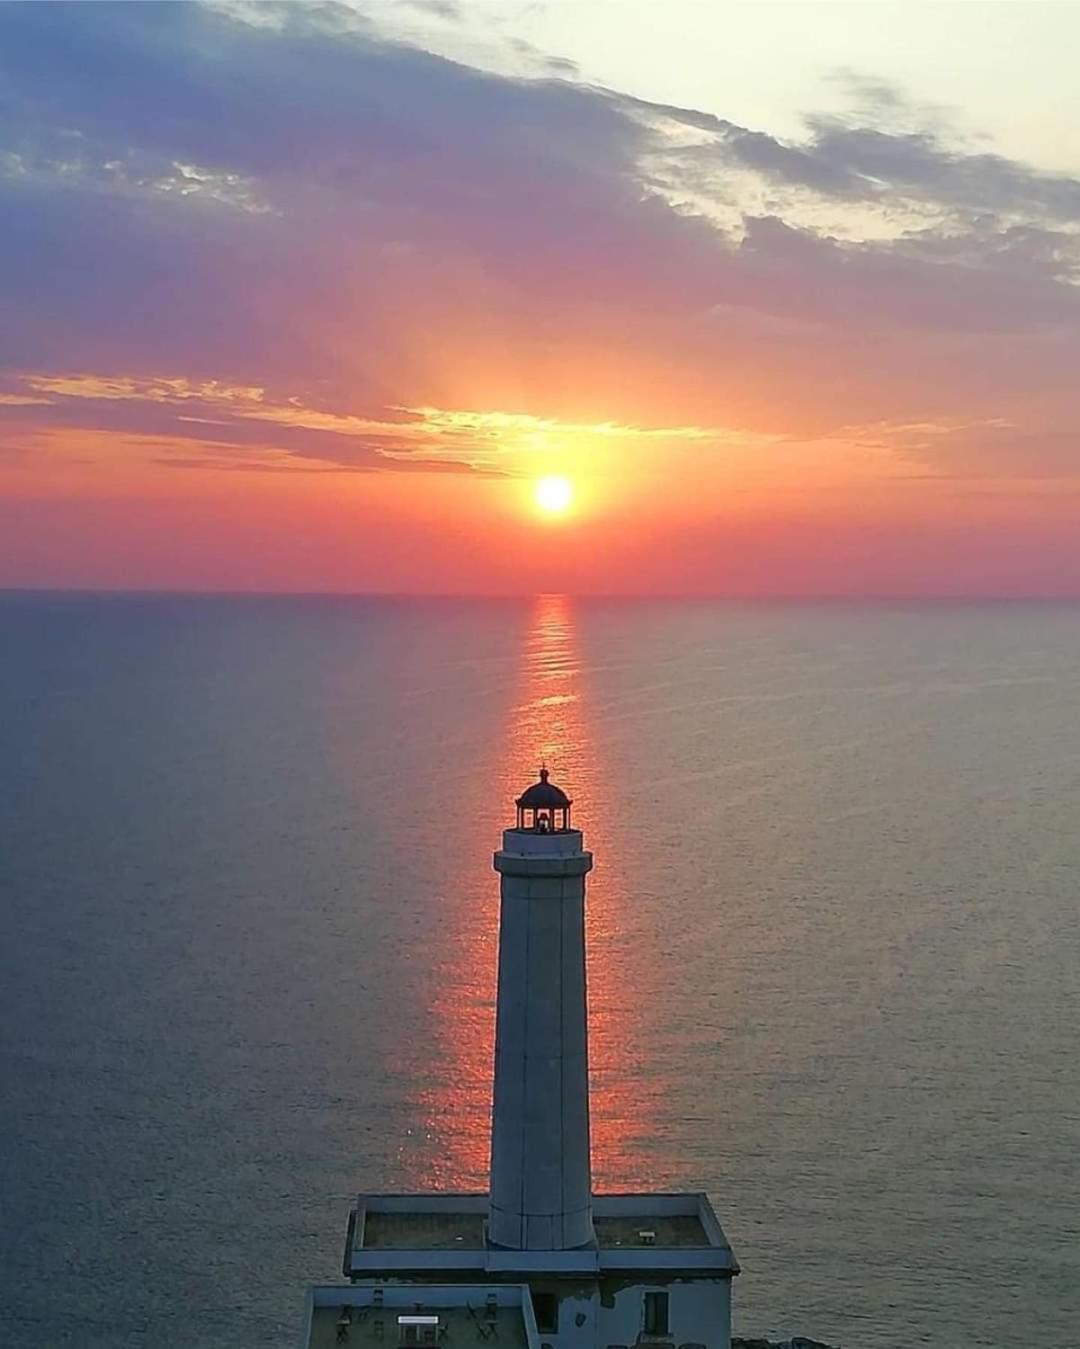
515;767;572;832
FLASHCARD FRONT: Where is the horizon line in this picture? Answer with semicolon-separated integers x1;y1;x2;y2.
4;586;1080;605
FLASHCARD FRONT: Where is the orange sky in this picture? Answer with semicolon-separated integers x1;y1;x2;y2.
2;3;1080;594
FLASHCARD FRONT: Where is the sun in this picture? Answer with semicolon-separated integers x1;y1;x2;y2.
534;475;573;515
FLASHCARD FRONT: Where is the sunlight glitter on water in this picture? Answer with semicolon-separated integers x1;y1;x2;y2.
404;594;667;1190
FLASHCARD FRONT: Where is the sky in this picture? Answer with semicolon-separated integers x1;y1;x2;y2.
1;0;1079;595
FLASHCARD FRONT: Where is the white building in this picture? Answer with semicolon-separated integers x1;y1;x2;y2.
302;771;738;1349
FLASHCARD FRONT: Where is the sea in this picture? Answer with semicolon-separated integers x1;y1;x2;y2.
1;593;1078;1349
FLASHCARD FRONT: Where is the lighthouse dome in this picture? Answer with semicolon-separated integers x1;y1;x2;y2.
516;768;571;811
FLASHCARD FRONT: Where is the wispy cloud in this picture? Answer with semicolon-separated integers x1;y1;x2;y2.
4;372;738;475
24;374;266;403
0;143;273;213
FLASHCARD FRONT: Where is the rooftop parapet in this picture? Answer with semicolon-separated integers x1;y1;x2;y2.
345;1193;739;1279
302;1283;539;1349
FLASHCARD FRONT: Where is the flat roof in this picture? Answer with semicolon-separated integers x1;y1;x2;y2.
308;1303;529;1349
361;1210;707;1251
347;1193;738;1276
363;1211;487;1251
593;1214;709;1248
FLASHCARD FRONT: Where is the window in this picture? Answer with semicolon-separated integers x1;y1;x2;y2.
643;1291;669;1337
532;1293;559;1334
398;1316;439;1345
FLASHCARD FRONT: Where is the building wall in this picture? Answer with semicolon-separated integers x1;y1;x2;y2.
597;1277;731;1349
357;1271;732;1349
528;1276;731;1349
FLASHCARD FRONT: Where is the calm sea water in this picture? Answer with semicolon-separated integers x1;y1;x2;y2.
1;594;1078;1348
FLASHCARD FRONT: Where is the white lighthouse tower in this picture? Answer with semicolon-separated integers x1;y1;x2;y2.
303;770;739;1349
489;769;594;1250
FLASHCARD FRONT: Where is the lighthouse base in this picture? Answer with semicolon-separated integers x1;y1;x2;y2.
300;1191;738;1349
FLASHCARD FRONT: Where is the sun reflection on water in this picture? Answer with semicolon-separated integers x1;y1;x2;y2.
402;595;665;1192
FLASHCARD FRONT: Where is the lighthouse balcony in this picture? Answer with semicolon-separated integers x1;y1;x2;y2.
498;827;587;857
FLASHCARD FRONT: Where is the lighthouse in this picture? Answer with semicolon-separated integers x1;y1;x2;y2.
304;770;738;1349
489;769;594;1250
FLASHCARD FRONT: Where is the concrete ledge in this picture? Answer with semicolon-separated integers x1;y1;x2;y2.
494;852;594;878
486;1248;599;1274
598;1248;737;1274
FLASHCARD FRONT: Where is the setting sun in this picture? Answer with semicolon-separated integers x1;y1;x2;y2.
535;475;573;515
